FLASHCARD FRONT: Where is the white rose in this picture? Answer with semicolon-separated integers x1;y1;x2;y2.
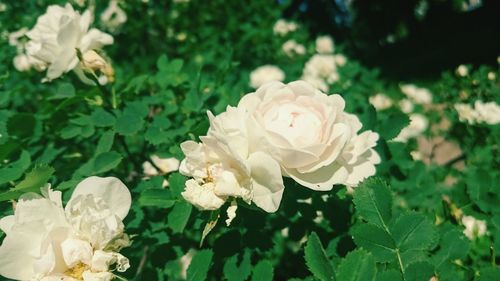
456;65;468;77
0;177;131;280
369;93;393;111
238;81;380;190
82;271;114;281
462;215;487;240
454;103;477;124
100;0;127;32
302;54;339;90
25;4;113;81
249;65;285;89
282;40;305;57
393;113;428;142
474;100;500;125
180;107;285;212
273;19;298;36
315;36;334;54
400;84;432;104
398;99;414;114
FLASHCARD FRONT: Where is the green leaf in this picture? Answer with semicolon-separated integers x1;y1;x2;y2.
353;178;393;228
476;267;500;281
376;110;409;140
0;165;54;201
91;108;116;127
186;249;213;281
167;201;192;233
304;232;336;281
432;228;470;271
375;269;402;281
223;250;252;281
404;261;434;281
351;224;396;262
7;113;36;140
336;249;376;281
93;151;122;174
390;212;438;252
49;82;75;100
115;113;144;135
169;173;187;198
251;260;274;281
0;150;31;185
145;126;171;145
95;131;115;155
139;189;176;207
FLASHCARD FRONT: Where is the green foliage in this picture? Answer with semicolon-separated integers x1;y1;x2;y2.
186;250;214;281
304;232;336;281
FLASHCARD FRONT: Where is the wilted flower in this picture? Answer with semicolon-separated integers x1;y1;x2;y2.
393;113;428;142
238;81;380;190
400;84;433;104
100;0;127;32
25;3;113;82
369;93;393;111
0;177;131;281
315;36;334;54
273;19;298;36
462;215;487;240
249;65;285;89
282;39;306;57
80;50;115;82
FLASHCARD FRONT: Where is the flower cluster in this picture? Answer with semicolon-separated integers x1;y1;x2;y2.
400;84;433;105
282;39;306;57
455;101;500;125
23;3;114;82
180;81;380;220
0;177;132;281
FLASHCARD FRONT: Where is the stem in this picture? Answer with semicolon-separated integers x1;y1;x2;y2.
117;136;141;173
396;249;406;281
134;246;149;279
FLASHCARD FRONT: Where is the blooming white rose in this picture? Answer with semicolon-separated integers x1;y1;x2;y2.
249;65;285;89
474;100;500;125
315;36;334;54
0;177;131;281
302;54;339;92
393;113;428;142
462;215;487;240
282;40;305;57
369;93;393;111
400;84;432;104
273;19;298;36
238;81;380;190
25;4;113;81
100;0;127;32
180;107;285;213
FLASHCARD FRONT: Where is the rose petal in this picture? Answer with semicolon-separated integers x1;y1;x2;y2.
248;152;285;213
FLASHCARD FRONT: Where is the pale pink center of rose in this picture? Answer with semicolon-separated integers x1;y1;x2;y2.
262;102;322;147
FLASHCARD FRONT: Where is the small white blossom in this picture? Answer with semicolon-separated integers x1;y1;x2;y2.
462;215;487;240
398;99;414;114
454;103;477;124
100;0;127;32
334;54;347;66
302;54;339;91
369;93;393;111
487;72;496;80
282;39;306;57
474;100;500;125
249;65;285;89
315;36;334;54
456;65;468;76
393;113;428;142
273;19;298;36
400;84;433;104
